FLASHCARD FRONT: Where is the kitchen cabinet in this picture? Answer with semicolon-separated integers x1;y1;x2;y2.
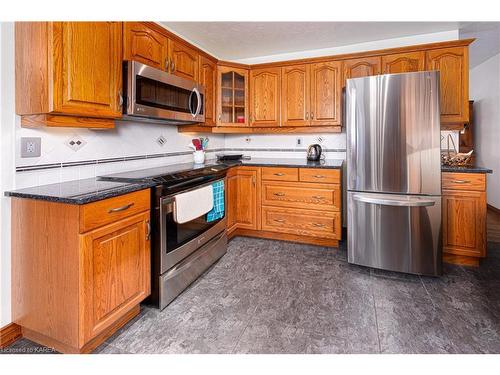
381;51;425;74
281;64;310;126
217;66;249;126
226;167;260;233
123;22;168;70
228;166;342;247
199;56;217;126
442;172;487;266
342;56;381;86
426;46;469;124
250;67;281;127
11;190;151;353
310;61;342;126
169;39;199;81
15;22;122;128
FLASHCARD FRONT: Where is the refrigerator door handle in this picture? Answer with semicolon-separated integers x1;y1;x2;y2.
352;194;436;207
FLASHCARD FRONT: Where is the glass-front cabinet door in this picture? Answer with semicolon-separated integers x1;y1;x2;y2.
217;66;249;126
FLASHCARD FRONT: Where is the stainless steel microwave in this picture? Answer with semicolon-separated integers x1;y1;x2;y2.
122;60;205;124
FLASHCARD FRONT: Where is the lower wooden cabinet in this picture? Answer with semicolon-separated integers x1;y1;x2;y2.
11;190;151;353
442;172;487;266
227;166;342;246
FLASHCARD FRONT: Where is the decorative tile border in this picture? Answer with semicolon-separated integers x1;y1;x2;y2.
16;147;346;172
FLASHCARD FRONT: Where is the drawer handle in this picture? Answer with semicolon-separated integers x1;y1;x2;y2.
312;195;324;200
273;218;286;223
273;192;286;197
274;173;285;176
108;203;134;213
146;220;151;241
312;223;325;228
313;175;325;179
452;179;471;184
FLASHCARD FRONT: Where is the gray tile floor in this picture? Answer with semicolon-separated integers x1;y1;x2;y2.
3;237;500;354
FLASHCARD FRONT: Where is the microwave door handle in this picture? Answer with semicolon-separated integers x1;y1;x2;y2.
192;87;202;118
189;90;196;117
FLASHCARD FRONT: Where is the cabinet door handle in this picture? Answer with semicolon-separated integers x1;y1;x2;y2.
218;113;221;121
171;61;175;73
452;179;471;184
305;112;309;120
273;218;286;223
312;223;325;227
252;175;256;186
165;58;170;71
108;203;134;213
118;91;123;107
273;192;285;197
146;220;151;241
311;112;314;119
313;175;325;179
274;173;285;176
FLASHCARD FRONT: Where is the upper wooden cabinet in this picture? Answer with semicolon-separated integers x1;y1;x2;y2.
169;40;199;81
217;66;249;126
15;22;122;128
382;51;425;74
123;22;168;70
343;56;381;86
310;61;342;126
281;64;310;127
199;56;217;126
250;67;281;127
426;46;469;124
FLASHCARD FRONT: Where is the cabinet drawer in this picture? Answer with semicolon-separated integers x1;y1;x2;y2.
442;172;485;192
79;189;150;233
261;206;341;239
261;181;340;211
261;167;298;182
299;168;340;184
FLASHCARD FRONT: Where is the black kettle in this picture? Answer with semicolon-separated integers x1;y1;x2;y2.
307;144;322;161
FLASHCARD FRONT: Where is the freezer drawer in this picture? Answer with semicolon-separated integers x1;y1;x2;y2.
347;191;442;276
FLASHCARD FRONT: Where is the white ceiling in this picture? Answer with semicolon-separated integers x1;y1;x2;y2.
161;22;463;60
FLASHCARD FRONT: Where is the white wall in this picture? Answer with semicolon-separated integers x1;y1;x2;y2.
0;22;15;327
469;53;500;208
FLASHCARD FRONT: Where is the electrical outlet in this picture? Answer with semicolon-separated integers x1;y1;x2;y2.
20;137;41;158
65;135;87;152
296;137;303;147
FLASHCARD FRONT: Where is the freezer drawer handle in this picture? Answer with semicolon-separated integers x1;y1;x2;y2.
352;194;436;207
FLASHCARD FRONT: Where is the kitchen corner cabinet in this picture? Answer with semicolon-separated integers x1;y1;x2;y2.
381;51;425;74
426;46;469;124
250;67;281;127
11;190;151;353
217;66;249;126
199;56;217;126
442;172;487;266
15;22;122;129
226;167;260;234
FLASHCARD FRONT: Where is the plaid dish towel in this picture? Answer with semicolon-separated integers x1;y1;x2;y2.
206;180;225;222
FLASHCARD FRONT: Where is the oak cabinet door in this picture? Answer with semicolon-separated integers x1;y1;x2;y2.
52;22;122;118
199;56;217;126
81;212;150;342
281;65;310;126
426;47;469;124
226;167;259;231
123;22;168;70
310;61;342;126
442;190;486;258
250;67;281;127
169;40;199;81
217;66;249;126
343;56;381;86
381;51;425;74
226;169;238;232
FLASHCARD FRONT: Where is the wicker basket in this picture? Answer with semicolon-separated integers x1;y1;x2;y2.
441;133;473;166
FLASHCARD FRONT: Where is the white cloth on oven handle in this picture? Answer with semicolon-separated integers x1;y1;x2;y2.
173;185;214;224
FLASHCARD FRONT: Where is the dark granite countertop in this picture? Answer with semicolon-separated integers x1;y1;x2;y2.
441;165;492;174
223;158;344;169
4;178;156;205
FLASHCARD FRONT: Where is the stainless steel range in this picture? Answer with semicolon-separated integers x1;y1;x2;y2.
100;163;228;309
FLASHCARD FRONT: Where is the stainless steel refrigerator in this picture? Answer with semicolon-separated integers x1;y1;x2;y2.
346;71;442;276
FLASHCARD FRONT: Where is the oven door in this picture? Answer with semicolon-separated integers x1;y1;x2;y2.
160;181;225;274
125;60;204;123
